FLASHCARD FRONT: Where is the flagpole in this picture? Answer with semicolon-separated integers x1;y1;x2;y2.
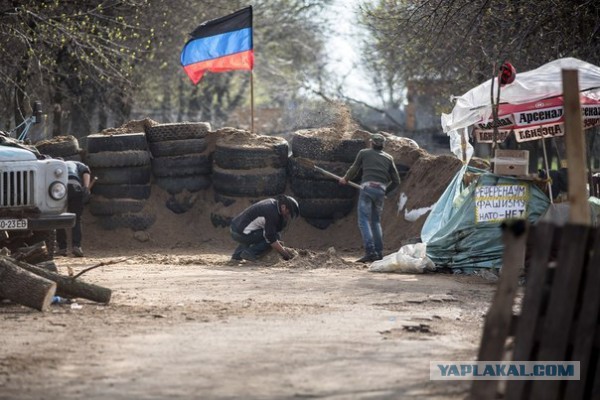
250;71;255;132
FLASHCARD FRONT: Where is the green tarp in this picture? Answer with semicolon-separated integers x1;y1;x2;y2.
421;166;551;272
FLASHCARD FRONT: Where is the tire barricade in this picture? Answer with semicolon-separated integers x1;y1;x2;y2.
210;128;289;228
35;135;82;161
77;125;418;233
85;132;155;231
146;122;212;198
289;129;367;229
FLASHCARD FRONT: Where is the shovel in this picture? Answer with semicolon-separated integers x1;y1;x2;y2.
294;158;362;190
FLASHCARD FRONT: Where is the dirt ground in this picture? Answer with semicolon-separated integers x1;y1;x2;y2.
1;134;494;399
0;245;495;400
0;198;496;399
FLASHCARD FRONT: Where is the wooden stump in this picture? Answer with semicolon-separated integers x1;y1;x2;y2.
5;257;112;304
0;258;56;311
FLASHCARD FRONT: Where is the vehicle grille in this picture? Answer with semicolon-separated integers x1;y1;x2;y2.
1;169;35;207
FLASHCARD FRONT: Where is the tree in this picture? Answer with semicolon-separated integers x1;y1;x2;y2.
358;0;600;114
0;0;154;136
134;0;333;128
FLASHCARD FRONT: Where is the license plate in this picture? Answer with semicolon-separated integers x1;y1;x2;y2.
0;219;28;230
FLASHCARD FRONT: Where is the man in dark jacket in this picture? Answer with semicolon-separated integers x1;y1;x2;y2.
56;160;91;257
340;134;401;263
229;195;299;262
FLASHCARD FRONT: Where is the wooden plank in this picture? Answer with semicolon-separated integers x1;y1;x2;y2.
505;222;556;400
470;220;528;400
562;69;590;225
530;224;591;400
591;355;600;400
564;228;600;399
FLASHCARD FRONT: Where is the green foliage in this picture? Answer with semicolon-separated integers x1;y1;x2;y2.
359;0;600;112
0;0;333;134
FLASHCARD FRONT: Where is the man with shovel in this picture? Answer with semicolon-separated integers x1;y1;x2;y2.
339;134;400;263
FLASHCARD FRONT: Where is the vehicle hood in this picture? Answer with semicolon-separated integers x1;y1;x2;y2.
0;145;37;161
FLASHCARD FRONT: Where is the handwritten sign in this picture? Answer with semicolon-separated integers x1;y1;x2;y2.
475;185;528;223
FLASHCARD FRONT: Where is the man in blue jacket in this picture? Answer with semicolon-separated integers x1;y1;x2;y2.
229;194;300;262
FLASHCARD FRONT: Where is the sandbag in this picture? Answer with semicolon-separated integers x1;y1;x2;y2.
369;243;435;274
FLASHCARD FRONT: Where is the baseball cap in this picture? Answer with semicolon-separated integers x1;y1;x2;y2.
279;195;300;219
370;133;386;146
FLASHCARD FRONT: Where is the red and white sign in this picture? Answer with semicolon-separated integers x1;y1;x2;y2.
474;95;600;143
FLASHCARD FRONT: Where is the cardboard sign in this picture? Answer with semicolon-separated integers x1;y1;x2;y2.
475;184;528;223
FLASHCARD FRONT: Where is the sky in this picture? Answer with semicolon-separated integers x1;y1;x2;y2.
325;0;378;105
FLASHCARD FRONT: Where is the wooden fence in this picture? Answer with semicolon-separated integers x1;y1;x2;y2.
471;221;600;400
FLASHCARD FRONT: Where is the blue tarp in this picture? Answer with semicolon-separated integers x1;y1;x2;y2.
421;166;550;271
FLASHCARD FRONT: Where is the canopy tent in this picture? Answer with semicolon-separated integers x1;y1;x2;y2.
441;58;600;160
423;58;600;272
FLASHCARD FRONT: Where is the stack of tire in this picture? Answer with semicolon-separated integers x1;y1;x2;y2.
35;135;82;161
145;122;212;198
289;128;368;229
85;132;155;231
210;128;289;228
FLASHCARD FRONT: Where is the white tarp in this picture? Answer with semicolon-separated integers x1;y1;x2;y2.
441;58;600;160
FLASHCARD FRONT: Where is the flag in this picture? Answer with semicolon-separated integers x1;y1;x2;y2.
180;6;253;84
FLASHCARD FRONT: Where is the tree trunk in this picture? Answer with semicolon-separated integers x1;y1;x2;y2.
0;258;56;311
5;256;112;303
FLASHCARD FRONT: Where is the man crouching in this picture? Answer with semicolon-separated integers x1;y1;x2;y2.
229;194;299;262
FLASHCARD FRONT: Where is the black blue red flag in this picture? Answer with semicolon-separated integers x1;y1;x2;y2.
180;6;253;84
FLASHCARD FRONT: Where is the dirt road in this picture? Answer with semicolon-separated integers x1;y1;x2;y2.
0;246;495;400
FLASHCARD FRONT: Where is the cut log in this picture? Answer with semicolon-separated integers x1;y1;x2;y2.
13;241;49;264
2;256;112;304
0;258;56;311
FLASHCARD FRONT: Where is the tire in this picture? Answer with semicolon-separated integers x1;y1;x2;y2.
304;218;334;230
94;165;151;185
291;131;366;162
87;133;148;153
92;184;151;200
151;153;211;177
291;178;356;199
149;138;208;157
297;198;355;219
35;136;80;158
214;141;289;169
85;150;151;168
64;153;83;162
212;166;287;197
287;157;350;181
214;192;237;206
98;213;156;231
89;198;147;216
154;175;211;194
145;122;211;142
210;212;232;228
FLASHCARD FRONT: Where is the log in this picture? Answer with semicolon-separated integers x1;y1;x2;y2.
0;258;56;311
13;241;49;264
2;256;112;304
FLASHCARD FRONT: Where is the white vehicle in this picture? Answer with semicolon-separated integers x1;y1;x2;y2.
0;107;75;259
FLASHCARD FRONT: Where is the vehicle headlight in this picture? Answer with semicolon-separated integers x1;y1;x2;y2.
54;167;64;178
49;181;67;200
